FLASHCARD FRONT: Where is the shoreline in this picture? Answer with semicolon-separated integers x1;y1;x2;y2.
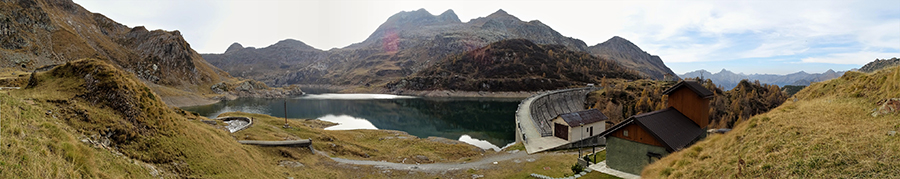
166;84;546;108
297;84;541;99
393;89;538;99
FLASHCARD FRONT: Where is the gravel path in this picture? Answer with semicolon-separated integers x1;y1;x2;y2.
321;150;535;172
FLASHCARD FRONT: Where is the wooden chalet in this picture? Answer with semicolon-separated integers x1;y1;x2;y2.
598;80;714;174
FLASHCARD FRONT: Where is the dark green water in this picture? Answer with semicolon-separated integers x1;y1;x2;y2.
180;94;520;150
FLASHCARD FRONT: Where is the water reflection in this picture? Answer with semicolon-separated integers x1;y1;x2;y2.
181;94;520;149
318;114;378;130
301;93;417;100
459;135;501;151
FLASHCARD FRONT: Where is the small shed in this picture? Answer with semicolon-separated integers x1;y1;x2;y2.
551;109;608;142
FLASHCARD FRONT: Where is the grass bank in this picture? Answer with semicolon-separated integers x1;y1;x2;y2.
642;67;900;178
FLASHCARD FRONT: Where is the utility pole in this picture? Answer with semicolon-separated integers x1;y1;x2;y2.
283;99;289;128
579;122;583;157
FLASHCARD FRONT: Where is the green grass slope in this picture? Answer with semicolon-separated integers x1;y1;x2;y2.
3;59;282;178
642;66;900;178
1;58;496;178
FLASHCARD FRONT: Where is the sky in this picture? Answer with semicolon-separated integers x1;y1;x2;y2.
74;0;899;75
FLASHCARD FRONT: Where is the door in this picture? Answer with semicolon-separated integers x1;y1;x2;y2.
554;123;568;140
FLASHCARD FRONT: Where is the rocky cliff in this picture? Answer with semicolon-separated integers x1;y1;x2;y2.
859;57;900;73
0;0;241;106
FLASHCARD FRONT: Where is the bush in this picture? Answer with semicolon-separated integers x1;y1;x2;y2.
571;163;584;174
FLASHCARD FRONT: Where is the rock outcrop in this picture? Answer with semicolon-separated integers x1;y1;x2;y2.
859;57;900;73
0;0;231;97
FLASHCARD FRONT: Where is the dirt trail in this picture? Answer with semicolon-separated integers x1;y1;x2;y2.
321;150;537;172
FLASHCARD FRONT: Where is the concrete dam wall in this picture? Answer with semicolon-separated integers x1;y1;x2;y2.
527;88;596;137
515;87;598;152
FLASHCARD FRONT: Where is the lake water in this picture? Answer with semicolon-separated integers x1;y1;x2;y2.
181;94;521;151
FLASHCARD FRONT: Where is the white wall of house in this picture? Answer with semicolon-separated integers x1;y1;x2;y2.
569;122;604;142
551;117;605;142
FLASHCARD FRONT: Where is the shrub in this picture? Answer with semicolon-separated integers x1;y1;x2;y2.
571;163;584;174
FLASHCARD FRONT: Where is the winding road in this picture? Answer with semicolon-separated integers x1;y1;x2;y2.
320;150;535;172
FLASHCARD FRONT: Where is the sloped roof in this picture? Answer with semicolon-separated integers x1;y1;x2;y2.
633;107;703;151
598;107;703;152
558;109;608;126
662;80;714;99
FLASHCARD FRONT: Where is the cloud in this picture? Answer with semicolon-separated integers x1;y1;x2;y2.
801;51;900;65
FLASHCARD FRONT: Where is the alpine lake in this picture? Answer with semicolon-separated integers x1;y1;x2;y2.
181;91;521;151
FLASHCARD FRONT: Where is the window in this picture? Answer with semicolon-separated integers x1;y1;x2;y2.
624;130;629;137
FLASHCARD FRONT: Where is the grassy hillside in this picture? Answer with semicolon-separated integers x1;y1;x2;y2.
642;66;900;178
3;59;283;178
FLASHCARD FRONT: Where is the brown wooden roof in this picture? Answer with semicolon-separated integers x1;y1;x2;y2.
598;107;703;152
558;109;608;126
662;80;714;99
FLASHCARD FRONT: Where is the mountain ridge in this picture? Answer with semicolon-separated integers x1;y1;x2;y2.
0;0;296;107
203;9;677;89
587;36;679;80
680;68;846;90
386;39;641;92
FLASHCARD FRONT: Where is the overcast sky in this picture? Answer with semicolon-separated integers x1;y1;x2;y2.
74;0;899;75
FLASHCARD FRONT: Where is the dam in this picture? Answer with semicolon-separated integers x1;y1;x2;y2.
515;87;604;154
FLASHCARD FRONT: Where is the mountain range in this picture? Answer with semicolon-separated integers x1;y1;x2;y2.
679;69;846;90
203;9;678;88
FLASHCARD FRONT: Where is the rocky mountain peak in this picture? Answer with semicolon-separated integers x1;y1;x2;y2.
484;9;520;21
437;9;461;23
268;39;316;50
597;36;640;51
383;8;459;26
587;36;678;80
718;68;731;74
225;42;244;54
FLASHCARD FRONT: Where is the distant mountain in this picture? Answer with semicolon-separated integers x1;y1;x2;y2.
859;57;900;73
386;39;641;92
203;39;327;82
203;9;675;88
587;36;679;80
680;69;845;90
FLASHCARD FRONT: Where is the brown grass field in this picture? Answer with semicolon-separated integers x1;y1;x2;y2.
642;66;900;178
